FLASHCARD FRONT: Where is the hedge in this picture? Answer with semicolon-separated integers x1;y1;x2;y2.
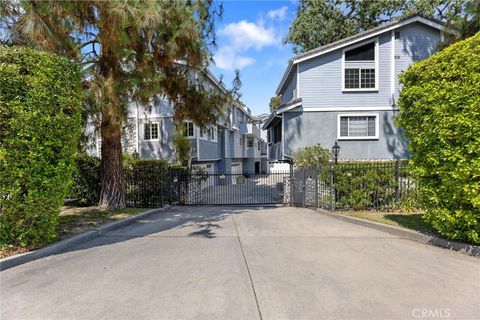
0;46;82;247
70;154;187;207
397;32;480;244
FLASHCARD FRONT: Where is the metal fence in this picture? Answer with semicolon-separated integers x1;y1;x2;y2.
185;171;290;205
292;160;414;211
123;161;414;210
124;164;187;208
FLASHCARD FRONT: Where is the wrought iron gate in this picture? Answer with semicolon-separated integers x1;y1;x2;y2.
184;171;290;205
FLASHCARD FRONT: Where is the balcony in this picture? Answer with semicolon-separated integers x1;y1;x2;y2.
239;121;261;137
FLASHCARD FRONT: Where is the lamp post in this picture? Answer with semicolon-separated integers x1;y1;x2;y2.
332;141;340;164
133;150;139;160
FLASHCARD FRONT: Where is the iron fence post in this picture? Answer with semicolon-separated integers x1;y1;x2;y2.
329;163;334;211
395;160;400;204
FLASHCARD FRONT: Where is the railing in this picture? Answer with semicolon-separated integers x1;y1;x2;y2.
291;161;414;211
124;164;188;208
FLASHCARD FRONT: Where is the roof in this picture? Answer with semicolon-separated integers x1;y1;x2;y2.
261;112;281;130
276;15;450;95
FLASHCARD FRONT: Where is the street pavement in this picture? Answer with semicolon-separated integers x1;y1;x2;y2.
1;206;479;320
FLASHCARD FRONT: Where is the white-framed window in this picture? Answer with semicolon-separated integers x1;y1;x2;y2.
342;39;378;91
257;141;261;151
184;121;195;138
247;138;254;148
211;127;218;142
144;122;159;140
199;127;207;140
337;114;379;140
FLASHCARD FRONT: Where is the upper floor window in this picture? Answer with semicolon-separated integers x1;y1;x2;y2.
144;122;159;140
247;138;254;148
343;40;377;91
199;127;207;140
184;121;194;138
211;127;217;142
338;114;378;140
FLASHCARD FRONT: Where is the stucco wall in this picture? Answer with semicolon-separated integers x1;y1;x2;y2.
283;110;408;160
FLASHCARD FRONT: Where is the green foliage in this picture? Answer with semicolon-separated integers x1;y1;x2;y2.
319;162;403;210
124;159;186;207
269;95;282;112
285;0;477;53
397;32;480;244
173;131;191;167
0;46;82;247
69;154;101;206
293;144;331;168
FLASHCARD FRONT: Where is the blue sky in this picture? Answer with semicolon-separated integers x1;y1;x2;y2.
210;0;298;115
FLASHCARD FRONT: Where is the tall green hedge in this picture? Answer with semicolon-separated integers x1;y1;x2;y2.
0;46;82;247
397;33;480;244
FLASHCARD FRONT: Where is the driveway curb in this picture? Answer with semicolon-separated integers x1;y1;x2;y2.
0;205;171;271
317;209;480;257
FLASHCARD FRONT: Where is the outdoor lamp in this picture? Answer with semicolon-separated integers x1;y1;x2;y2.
332;141;340;164
133;150;139;159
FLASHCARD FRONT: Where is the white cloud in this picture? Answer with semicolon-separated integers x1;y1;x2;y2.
214;20;280;70
215;47;255;70
267;6;288;20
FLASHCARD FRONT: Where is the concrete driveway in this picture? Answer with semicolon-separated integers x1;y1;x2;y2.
1;206;479;320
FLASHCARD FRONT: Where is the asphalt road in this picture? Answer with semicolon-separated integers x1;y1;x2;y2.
1;206;479;320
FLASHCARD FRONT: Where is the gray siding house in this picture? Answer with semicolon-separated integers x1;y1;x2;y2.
87;69;264;174
263;15;449;162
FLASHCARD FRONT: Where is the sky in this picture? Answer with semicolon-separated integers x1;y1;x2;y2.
210;0;298;116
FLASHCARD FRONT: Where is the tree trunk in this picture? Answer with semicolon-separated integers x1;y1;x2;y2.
98;116;126;210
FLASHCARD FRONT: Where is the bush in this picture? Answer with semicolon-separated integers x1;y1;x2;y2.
69;154;101;205
0;46;82;247
318;162;406;210
293;144;331;168
397;32;480;244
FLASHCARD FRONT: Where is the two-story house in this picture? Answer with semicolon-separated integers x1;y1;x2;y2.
87;69;264;175
263;15;450;162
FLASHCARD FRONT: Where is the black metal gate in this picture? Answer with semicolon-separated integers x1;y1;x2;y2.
185;171;290;205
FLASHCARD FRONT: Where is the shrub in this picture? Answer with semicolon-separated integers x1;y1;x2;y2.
319;162;404;210
293;144;331;168
397;32;480;244
69;154;101;205
0;46;82;247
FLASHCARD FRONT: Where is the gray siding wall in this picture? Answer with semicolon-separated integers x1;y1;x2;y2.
198;139;220;160
283;111;408;160
297;23;440;109
298;33;392;108
139;116;176;161
394;22;440;99
281;74;296;104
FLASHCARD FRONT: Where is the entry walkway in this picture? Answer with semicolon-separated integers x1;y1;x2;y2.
1;206;478;319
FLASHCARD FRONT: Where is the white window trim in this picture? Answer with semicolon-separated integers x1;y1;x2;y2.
144;121;160;141
337;113;379;140
184;121;196;139
211;127;218;142
199;127;208;140
342;38;379;92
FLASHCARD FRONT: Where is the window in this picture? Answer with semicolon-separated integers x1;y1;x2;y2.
199;127;207;140
338;115;378;139
257;141;260;151
184;121;194;138
343;40;377;90
144;122;159;140
247;138;254;148
211;127;217;142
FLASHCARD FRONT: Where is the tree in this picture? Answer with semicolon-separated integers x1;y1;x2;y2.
285;0;478;53
269;95;282;113
1;0;235;210
396;32;480;244
292;144;331;168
